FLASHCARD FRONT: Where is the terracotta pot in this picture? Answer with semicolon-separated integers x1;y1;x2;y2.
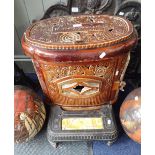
120;87;141;143
14;85;46;143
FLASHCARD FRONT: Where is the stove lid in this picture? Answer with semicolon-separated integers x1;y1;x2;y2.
24;15;134;50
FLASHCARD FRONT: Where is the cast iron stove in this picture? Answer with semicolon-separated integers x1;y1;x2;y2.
47;105;118;147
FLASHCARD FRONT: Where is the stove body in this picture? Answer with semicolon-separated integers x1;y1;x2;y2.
22;14;137;146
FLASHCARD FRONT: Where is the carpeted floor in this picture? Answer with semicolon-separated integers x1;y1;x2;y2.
15;129;90;155
93;134;140;155
14;129;140;155
14;73;141;155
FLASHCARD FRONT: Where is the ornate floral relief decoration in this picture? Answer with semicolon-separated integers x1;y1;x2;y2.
113;53;129;81
29;16;130;43
41;60;115;82
25;15;133;50
110;53;130;101
40;59;117;107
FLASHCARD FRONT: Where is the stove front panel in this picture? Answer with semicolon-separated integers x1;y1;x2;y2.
32;53;129;109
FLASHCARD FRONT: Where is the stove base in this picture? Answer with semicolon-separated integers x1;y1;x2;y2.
47;105;118;148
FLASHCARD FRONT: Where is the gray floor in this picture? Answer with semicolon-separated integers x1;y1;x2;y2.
14;129;93;155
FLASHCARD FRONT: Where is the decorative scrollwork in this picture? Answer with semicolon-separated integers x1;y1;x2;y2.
39;58;118;107
26;15;133;50
41;60;115;81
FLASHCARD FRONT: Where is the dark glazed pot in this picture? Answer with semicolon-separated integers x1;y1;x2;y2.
120;87;141;143
14;85;46;143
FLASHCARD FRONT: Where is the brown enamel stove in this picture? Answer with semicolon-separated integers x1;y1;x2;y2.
22;15;137;111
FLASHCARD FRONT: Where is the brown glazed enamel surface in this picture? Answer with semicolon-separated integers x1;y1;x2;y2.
22;15;137;110
120;88;141;144
14;85;46;143
24;15;134;50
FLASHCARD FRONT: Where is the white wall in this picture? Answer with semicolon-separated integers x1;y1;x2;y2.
14;0;67;56
14;0;67;72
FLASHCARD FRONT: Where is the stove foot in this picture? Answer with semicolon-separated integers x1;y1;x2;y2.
49;141;58;148
106;140;115;146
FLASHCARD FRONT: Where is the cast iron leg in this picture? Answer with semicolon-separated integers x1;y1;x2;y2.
106;140;114;146
49;141;58;148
